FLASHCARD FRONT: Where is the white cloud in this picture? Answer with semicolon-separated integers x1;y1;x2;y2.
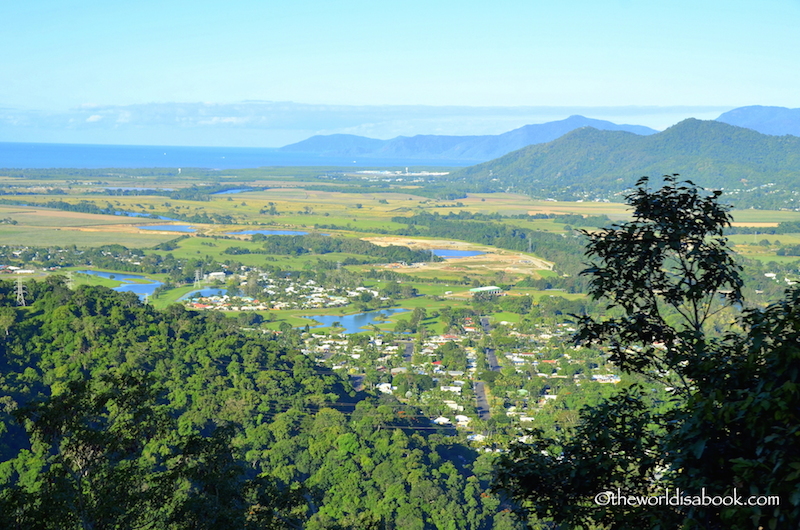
197;116;251;125
0;101;741;146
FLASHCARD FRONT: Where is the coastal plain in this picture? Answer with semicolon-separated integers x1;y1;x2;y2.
1;169;799;326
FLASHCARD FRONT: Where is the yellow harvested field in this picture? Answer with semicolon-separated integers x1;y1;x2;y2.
729;222;779;227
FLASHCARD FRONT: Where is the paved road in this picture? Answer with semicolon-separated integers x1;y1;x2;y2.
479;317;501;370
398;340;414;364
485;348;501;372
474;381;491;420
474;316;498;418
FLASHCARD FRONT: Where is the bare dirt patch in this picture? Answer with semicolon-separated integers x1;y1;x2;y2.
361;236;553;277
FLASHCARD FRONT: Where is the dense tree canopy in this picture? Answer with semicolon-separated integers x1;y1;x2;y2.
0;278;520;529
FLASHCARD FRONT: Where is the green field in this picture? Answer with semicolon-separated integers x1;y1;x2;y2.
728;233;800;245
736;254;800;265
730;209;800;224
0;225;177;247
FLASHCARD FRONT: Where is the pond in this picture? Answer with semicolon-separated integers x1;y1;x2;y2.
179;288;228;300
212;188;253;195
105;187;175;191
116;211;182;221
304;308;408;334
75;270;163;300
138;224;196;232
431;249;485;259
226;229;310;236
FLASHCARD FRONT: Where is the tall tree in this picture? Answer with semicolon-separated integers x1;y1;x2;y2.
494;176;799;530
574;174;742;391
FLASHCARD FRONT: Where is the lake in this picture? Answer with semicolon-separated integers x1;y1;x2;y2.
75;270;162;300
304;308;408;334
179;288;228;300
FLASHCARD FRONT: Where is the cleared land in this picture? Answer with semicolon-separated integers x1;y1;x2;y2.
0;205;179;247
362;236;553;280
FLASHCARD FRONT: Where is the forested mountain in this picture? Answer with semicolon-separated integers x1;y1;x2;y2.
279;116;656;161
443;119;800;206
717;105;800;137
277;133;388;156
0;280;519;529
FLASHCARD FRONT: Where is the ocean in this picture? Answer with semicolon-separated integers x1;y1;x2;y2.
0;142;473;169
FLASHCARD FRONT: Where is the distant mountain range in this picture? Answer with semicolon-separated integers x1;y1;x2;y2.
279;115;657;161
442;119;800;207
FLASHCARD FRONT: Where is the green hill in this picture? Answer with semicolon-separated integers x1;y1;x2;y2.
445;119;800;207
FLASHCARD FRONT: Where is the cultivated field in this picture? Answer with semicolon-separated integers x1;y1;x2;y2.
0;205;181;247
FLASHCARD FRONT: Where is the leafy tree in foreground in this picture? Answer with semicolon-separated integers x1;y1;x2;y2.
494;176;800;530
574;175;743;392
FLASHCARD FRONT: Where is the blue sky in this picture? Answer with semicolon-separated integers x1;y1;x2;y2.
2;0;798;146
